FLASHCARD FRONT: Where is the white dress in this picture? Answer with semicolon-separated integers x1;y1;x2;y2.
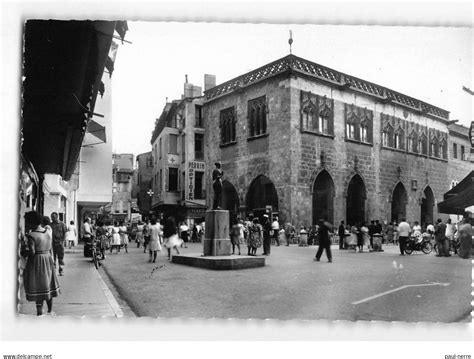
119;225;129;245
149;223;162;251
65;224;77;245
112;226;121;246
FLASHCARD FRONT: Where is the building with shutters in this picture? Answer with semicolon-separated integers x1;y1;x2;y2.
203;54;473;228
150;75;214;223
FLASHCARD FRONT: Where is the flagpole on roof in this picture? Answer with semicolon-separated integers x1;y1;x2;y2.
288;30;293;54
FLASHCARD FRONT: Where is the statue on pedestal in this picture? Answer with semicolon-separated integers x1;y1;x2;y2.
212;162;223;209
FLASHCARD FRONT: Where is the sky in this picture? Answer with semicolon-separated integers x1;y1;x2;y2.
111;22;473;156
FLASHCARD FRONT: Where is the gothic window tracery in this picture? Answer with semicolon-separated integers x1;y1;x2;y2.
220;106;236;145
408;130;418;153
382;123;394;148
419;134;428;155
345;105;373;144
248;96;267;138
394;127;405;150
300;91;334;136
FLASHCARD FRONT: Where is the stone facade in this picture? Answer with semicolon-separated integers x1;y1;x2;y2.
204;55;472;228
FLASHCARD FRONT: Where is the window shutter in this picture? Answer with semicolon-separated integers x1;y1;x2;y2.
165;168;169;191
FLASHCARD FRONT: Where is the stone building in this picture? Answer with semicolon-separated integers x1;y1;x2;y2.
203;54;473;228
150;76;214;223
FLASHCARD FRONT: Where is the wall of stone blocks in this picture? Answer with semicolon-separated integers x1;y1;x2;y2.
204;72;461;228
204;76;293;223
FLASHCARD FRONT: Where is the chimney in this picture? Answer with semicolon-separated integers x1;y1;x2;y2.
204;74;216;91
185;74;188;83
184;83;193;98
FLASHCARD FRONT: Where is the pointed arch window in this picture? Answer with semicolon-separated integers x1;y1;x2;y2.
419;134;428;155
300;92;334;136
220;106;236;145
302;104;317;132
382;124;394;148
394;128;405;150
346;112;358;140
359;117;369;143
430;137;439;158
248;96;267;138
440;139;447;159
408;131;418;153
318;104;331;135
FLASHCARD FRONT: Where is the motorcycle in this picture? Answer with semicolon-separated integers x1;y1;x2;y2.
404;232;432;254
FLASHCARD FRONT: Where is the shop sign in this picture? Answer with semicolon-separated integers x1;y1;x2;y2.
187;161;205;201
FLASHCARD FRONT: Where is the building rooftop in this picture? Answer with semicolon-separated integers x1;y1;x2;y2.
150;102;178;144
448;123;470;139
204;54;449;122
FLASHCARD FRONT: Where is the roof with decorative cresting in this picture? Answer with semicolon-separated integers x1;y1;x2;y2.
204;54;449;122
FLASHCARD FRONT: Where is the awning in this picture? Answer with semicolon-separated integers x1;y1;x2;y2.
86;119;107;143
438;171;474;214
22;20;118;181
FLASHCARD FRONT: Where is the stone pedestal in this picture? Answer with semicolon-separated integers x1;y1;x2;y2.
202;210;232;256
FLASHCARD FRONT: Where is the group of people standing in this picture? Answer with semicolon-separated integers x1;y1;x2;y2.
229;215;286;256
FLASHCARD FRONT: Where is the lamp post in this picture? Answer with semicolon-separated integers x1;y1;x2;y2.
147;188;154;220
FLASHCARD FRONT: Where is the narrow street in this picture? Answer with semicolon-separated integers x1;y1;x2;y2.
99;243;472;322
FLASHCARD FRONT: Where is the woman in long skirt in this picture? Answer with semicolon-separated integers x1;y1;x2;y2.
136;222;145;248
119;221;129;253
23;211;60;316
111;222;121;253
148;218;162;263
248;218;263;256
163;217;180;260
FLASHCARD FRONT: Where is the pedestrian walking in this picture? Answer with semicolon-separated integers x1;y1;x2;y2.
119;221;129;253
434;219;448;257
338;220;345;249
95;220;108;260
314;219;332;262
230;219;242;255
163;217;180;260
262;214;271;255
248;217;263;256
143;220;151;253
179;221;189;248
22;211;60;316
65;220;77;249
445;219;456;254
271;216;280;246
349;224;358;251
50;212;67;276
148;218;162;263
284;222;293;246
368;220;376;250
82;217;93;257
110;222;121;254
397;218;411;255
386;222;394;244
360;222;370;252
457;213;472;259
135;221;145;248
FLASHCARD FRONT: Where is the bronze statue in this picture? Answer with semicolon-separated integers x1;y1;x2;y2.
212;162;223;209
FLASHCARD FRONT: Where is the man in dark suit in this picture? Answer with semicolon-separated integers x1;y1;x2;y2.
315;219;332;262
434;218;449;257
